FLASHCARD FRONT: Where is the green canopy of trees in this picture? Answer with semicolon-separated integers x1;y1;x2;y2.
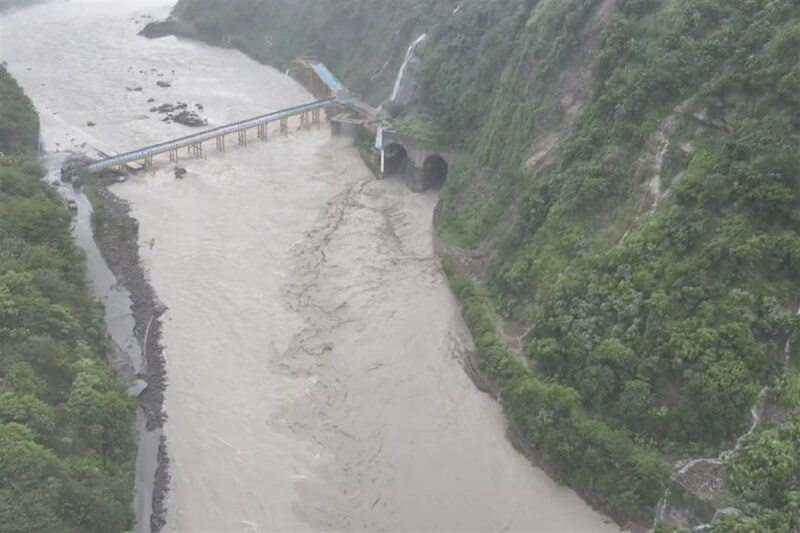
0;65;135;533
427;0;800;527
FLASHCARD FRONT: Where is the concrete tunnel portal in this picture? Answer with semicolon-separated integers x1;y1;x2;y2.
381;139;449;192
422;154;448;190
384;142;411;176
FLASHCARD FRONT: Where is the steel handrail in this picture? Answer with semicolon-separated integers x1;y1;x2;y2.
83;97;338;173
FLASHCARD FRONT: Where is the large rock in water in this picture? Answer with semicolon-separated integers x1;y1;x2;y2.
139;19;199;40
139;19;176;39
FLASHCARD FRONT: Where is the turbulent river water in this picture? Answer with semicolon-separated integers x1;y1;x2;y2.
3;1;618;531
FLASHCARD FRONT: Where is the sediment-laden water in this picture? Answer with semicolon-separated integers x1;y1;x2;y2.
2;1;617;531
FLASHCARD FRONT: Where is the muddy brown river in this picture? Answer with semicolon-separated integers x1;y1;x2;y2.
2;1;617;531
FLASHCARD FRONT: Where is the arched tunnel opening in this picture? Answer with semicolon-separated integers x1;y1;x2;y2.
383;142;411;176
422;154;448;191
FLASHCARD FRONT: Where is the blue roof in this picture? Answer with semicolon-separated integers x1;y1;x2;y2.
311;62;345;92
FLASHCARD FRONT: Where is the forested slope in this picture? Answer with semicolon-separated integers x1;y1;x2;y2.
0;66;136;532
430;1;800;529
173;0;800;530
172;0;457;103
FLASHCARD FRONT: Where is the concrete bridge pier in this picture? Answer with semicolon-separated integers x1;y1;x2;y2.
189;142;203;158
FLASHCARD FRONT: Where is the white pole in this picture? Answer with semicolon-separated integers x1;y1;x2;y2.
380;149;385;174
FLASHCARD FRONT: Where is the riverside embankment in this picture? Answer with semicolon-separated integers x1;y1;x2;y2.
3;1;618;531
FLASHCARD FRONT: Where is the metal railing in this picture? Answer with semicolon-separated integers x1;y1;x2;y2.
82;97;341;173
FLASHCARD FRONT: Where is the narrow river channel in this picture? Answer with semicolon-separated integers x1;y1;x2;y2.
3;1;617;531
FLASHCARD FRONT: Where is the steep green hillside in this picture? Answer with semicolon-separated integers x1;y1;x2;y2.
172;0;456;103
173;0;800;529
434;1;800;529
0;66;136;533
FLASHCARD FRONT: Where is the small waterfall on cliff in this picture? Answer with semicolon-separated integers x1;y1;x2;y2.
650;388;769;531
673;307;799;480
672;387;768;476
390;33;427;103
651;489;670;532
652;307;800;531
388;2;467;108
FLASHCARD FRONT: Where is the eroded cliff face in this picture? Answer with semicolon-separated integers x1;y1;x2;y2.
165;0;800;530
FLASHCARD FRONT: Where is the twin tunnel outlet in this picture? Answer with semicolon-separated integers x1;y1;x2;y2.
383;141;449;192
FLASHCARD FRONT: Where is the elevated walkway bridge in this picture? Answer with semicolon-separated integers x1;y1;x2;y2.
69;59;366;177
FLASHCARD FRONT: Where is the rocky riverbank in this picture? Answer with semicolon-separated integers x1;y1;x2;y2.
86;176;170;533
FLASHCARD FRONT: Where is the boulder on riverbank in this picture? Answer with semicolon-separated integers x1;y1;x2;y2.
140;18;199;40
138;19;176;39
127;379;149;398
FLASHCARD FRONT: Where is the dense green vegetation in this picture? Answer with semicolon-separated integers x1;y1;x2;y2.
391;111;448;147
174;0;800;527
0;65;39;154
173;0;457;103
0;66;136;532
713;417;800;532
443;258;670;521
428;0;800;528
